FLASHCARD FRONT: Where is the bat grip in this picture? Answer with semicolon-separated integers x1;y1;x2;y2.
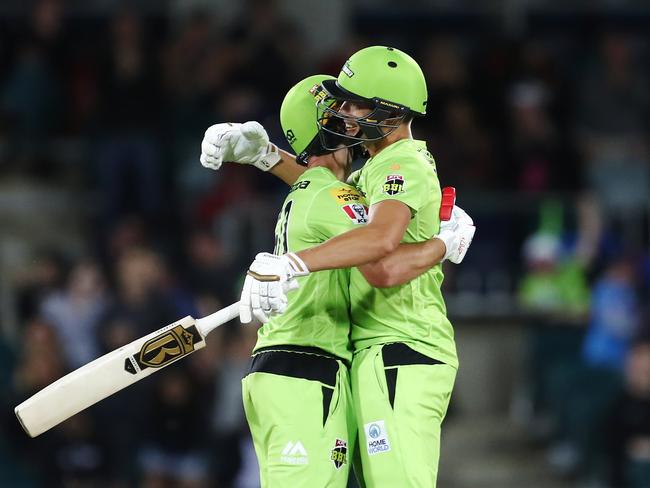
195;302;240;337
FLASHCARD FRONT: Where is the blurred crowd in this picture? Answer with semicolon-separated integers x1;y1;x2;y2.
0;0;649;487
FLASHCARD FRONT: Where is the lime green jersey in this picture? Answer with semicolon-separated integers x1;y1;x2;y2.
349;139;458;368
254;167;368;363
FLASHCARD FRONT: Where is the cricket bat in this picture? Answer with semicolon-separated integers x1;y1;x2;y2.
15;302;240;438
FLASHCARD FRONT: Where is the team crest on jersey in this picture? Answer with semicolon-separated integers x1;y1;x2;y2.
382;174;405;195
342;203;368;224
330;439;348;469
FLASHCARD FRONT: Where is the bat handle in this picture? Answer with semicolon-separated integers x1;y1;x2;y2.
195;302;240;337
440;186;456;221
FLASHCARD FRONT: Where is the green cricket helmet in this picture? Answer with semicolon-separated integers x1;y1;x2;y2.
280;74;355;165
318;46;428;145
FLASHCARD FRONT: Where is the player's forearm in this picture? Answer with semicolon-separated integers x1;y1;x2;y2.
296;224;399;272
359;238;446;288
268;149;306;185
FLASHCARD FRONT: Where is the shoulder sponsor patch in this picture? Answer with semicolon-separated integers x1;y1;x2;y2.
382;174;405;195
364;420;391;455
330;187;364;204
342;203;368;224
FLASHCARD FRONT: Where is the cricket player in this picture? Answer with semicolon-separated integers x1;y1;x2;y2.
225;46;475;487
209;74;466;487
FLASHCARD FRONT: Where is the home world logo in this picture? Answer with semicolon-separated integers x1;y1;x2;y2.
365;420;391;455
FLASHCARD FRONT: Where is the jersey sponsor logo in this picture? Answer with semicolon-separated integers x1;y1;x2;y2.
364;420;391;456
281;441;308;465
382;174;405;195
330;438;348;469
342;203;368;224
330;187;364;204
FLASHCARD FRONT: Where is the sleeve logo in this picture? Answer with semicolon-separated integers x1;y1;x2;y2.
342;203;368;224
382;174;405;195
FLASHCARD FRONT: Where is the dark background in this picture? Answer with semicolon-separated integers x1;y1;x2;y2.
0;0;648;486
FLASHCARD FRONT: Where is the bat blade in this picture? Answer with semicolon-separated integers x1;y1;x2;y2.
15;302;239;438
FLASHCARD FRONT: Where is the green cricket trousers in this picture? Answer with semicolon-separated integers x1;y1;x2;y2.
242;346;356;488
352;342;457;488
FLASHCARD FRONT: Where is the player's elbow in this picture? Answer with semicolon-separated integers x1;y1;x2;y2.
362;262;395;288
376;234;399;258
368;270;399;288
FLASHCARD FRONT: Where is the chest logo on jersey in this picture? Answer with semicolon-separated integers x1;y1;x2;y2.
382;174;405;195
342;203;368;224
330;187;364;204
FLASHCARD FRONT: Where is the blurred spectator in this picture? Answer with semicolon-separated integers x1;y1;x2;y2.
508;81;572;193
548;257;641;481
100;247;180;342
226;0;302;101
428;95;497;191
607;340;650;488
574;33;650;246
517;230;590;438
211;324;260;487
162;11;228;136
12;317;67;397
40;260;109;368
95;9;164;231
3;318;68;484
583;258;640;371
183;228;241;302
139;365;213;488
14;250;68;324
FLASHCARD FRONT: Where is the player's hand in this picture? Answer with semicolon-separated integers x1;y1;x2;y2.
200;121;281;172
434;205;476;264
239;252;310;323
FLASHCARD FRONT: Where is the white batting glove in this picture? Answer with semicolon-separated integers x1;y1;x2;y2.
200;121;281;172
239;252;310;324
434;206;476;264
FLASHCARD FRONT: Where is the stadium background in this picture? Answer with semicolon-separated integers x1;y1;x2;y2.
0;0;648;486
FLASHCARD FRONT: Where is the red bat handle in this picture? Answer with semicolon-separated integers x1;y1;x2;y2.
440;186;456;221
